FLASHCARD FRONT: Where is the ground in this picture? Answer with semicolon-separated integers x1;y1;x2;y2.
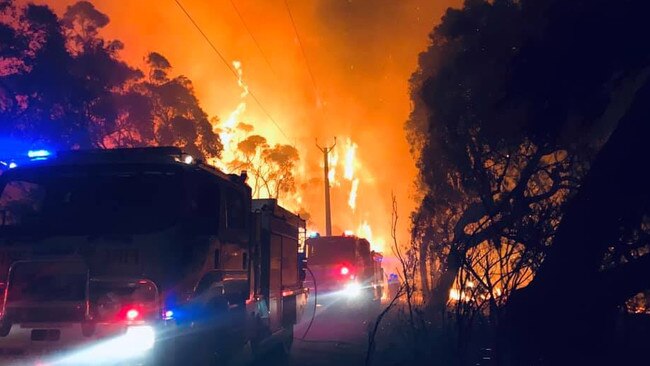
289;291;378;366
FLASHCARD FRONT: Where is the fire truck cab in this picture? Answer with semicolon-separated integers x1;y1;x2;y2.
0;147;307;365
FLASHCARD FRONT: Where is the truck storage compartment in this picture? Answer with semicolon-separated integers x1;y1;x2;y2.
252;199;307;329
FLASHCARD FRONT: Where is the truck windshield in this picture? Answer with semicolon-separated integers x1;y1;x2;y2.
307;238;356;265
7;261;87;303
90;279;158;321
0;165;182;235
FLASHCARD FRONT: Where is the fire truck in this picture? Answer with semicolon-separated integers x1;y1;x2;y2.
305;234;383;308
0;147;308;365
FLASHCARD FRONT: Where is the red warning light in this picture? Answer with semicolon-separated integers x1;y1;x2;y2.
340;266;350;275
126;308;140;321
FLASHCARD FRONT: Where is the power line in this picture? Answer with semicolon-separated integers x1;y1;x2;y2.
283;0;321;109
229;0;277;76
173;0;292;143
173;0;238;80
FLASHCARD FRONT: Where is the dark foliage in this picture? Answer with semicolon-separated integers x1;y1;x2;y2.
407;0;650;364
0;1;221;158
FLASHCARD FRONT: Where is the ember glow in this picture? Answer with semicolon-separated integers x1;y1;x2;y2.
343;138;359;211
327;148;339;187
221;60;249;149
38;0;458;254
210;59;250;172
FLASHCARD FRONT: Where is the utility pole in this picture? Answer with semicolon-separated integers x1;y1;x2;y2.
316;137;336;236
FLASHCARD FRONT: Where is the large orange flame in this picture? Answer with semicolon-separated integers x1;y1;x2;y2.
37;0;460;257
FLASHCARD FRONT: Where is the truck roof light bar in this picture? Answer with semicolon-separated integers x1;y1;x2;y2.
39;146;194;165
57;146;183;159
27;149;52;158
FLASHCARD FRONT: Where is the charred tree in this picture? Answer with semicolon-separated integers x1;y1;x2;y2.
506;80;650;365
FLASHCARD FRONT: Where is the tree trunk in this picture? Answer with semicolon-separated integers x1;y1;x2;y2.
419;240;430;299
430;247;464;316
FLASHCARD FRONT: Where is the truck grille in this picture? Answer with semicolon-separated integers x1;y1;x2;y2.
0;347;25;356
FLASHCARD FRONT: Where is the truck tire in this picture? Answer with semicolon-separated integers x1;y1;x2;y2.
191;327;219;366
266;327;293;365
281;326;294;354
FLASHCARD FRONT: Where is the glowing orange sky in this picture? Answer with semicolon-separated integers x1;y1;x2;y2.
40;0;459;255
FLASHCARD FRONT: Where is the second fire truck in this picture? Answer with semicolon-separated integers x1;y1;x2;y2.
305;234;384;308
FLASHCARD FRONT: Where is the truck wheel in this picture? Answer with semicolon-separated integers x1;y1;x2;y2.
281;326;294;354
197;336;218;365
225;340;255;366
268;327;293;364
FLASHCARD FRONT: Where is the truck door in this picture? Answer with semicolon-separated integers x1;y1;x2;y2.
220;186;250;307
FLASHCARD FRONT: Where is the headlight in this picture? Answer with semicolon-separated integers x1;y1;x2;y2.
54;325;156;364
343;282;362;298
123;325;156;351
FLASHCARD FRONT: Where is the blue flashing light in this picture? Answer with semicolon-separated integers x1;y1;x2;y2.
27;149;52;158
8;162;17;169
308;232;320;239
163;310;174;320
